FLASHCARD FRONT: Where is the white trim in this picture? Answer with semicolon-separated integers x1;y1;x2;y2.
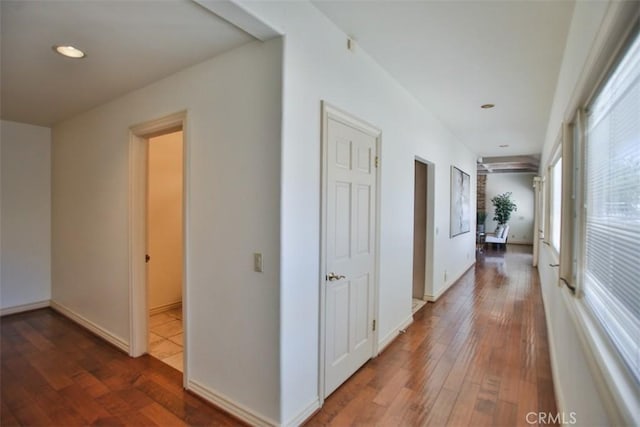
539;276;568;421
377;314;413;355
187;379;278;427
414;156;436;310
149;301;182;316
283;398;321;427
0;300;50;316
128;131;148;358
128;112;189;387
50;300;129;353
319;101;382;403
425;261;475;302
503;240;534;246
562;291;639;425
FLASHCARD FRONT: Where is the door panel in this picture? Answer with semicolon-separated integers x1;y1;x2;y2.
324;114;377;398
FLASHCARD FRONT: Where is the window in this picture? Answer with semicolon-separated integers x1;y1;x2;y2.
583;31;640;382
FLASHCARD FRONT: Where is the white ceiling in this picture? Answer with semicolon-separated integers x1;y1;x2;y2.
312;0;575;158
1;0;254;126
2;0;575;160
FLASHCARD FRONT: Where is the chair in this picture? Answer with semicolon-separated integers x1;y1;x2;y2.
485;225;510;249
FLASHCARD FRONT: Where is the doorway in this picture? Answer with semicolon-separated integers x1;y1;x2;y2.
412;157;435;304
412;160;428;314
146;130;184;371
129;112;187;381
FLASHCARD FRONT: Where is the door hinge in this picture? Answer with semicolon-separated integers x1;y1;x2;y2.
375;156;379;168
372;319;376;331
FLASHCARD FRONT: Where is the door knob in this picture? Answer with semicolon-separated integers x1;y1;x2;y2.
326;272;346;281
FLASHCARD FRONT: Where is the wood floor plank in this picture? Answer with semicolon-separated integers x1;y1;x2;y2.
494;400;518;426
0;401;20;426
446;381;481;426
372;368;411;406
422;388;459;427
0;309;245;427
139;402;188;427
377;386;415;425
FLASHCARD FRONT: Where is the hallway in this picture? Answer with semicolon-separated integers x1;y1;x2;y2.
306;245;557;426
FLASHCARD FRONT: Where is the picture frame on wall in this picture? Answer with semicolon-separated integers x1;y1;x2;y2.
450;165;471;237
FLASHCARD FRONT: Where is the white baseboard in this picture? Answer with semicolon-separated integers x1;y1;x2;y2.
188;379;278;427
377;313;413;355
149;301;182;316
0;300;50;316
50;301;129;353
425;261;475;302
284;398;321;427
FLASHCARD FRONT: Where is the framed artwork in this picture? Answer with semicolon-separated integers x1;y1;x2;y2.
450;166;471;237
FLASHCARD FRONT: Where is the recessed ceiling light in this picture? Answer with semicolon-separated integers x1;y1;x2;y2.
52;45;86;59
499;144;509;148
481;104;495;109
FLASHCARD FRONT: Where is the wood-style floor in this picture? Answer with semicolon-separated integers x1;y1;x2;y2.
1;245;556;426
306;245;557;426
0;310;242;426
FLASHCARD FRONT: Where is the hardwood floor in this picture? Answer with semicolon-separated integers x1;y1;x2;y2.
0;309;243;426
305;245;557;426
1;245;556;426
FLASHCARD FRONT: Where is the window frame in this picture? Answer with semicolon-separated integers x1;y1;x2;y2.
545;142;563;258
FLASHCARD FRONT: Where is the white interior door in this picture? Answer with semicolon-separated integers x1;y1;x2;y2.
324;109;378;398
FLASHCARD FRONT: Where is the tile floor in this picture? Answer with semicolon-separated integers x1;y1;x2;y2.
149;306;183;372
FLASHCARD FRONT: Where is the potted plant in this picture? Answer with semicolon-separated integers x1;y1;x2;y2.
476;211;487;233
491;192;517;226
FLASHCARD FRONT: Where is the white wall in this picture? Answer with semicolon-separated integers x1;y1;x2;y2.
538;1;638;425
236;2;477;423
0;120;51;312
147;131;183;312
52;40;282;422
485;172;535;244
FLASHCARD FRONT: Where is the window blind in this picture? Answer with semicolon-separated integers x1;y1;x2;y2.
584;32;640;382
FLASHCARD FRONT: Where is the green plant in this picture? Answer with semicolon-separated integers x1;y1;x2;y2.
491;192;517;225
476;211;487;225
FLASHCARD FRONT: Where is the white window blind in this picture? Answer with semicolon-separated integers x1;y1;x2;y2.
584;32;640;382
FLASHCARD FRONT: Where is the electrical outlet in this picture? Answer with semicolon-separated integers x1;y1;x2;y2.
254;253;263;273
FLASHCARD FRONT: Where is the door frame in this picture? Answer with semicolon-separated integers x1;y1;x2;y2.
318;101;382;403
413;156;435;301
128;111;188;385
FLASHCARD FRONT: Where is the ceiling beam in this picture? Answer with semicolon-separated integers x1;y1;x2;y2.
192;0;282;41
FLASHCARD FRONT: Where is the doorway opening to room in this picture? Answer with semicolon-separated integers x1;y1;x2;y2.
145;129;184;371
129;112;187;379
412;159;434;313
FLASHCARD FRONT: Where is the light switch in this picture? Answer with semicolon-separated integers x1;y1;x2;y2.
254;253;263;273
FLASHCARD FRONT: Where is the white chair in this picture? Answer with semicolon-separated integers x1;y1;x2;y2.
485;225;510;249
